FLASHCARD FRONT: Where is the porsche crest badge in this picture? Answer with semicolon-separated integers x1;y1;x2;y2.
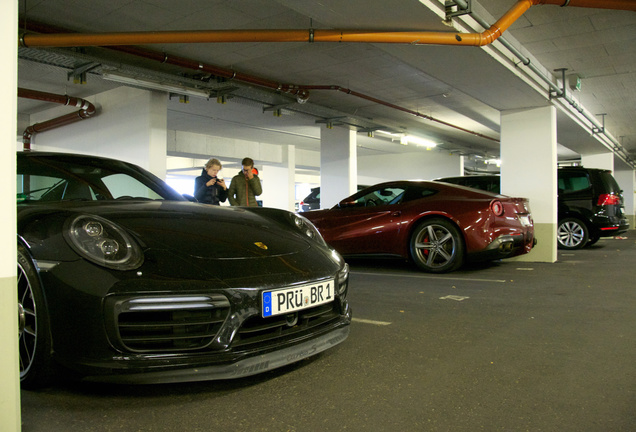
254;242;268;250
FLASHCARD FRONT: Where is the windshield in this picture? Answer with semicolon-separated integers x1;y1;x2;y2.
17;153;184;204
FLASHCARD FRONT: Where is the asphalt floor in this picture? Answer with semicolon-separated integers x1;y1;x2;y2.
20;230;636;431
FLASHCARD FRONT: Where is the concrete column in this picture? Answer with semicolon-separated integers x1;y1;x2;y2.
501;106;557;263
2;1;21;430
30;87;168;178
582;153;614;170
286;145;296;211
320;128;357;209
258;165;280;208
614;169;636;227
258;146;295;211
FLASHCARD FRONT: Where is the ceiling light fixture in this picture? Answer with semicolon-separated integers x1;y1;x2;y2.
102;72;212;99
373;130;438;148
398;134;437;148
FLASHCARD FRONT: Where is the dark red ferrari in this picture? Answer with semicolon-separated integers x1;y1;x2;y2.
303;181;536;273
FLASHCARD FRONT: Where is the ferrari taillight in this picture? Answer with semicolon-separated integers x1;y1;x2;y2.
490;200;504;217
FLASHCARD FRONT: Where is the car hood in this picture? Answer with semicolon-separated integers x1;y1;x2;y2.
18;200;312;260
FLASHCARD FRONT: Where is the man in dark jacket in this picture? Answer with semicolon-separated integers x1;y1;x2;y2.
228;157;262;206
194;158;228;205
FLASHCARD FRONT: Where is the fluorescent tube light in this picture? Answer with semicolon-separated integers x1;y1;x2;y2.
376;130;437;148
102;73;212;99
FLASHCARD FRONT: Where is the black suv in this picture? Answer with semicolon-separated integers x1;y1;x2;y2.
436;167;629;249
299;185;369;212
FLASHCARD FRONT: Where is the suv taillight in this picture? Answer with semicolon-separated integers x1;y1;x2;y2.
597;193;620;206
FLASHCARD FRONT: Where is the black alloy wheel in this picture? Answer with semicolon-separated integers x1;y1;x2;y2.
410;218;464;273
18;246;53;388
557;217;589;250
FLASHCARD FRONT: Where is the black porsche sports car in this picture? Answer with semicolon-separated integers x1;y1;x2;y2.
16;151;351;387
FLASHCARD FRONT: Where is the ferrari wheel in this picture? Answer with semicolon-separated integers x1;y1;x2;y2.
557;218;589;250
410;218;464;273
18;246;53;388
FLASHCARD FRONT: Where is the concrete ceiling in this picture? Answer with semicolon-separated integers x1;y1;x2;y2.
16;0;636;172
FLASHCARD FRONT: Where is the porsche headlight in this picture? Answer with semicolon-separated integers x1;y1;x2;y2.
64;214;144;270
290;213;327;246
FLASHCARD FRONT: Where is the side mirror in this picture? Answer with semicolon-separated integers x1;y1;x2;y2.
337;200;356;208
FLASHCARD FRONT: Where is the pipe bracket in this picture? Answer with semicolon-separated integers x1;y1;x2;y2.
445;0;471;20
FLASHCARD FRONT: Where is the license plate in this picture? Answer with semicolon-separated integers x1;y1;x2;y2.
262;280;335;318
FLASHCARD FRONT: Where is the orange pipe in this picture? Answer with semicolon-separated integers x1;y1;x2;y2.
19;0;635;49
19;28;496;48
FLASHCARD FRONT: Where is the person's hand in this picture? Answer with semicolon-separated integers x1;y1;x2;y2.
206;177;217;187
217;178;227;189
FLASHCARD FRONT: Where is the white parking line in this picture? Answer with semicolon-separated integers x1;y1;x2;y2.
350;271;506;283
439;295;470;301
352;318;392;326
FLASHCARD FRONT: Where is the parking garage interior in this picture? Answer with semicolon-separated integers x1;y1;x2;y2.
3;0;636;430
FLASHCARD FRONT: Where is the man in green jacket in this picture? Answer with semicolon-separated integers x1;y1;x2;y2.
228;157;263;206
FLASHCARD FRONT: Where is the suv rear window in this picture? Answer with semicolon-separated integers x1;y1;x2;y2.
597;171;622;193
558;172;591;193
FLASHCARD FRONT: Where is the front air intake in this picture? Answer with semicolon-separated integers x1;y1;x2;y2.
106;295;230;353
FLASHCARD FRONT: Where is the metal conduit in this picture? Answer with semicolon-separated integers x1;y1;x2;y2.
18;88;97;150
112;46;497;141
297;84;498;141
451;0;634;166
536;0;636;9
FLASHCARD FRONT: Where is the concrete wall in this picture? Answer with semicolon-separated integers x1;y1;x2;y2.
28;87;168;178
357;150;462;186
